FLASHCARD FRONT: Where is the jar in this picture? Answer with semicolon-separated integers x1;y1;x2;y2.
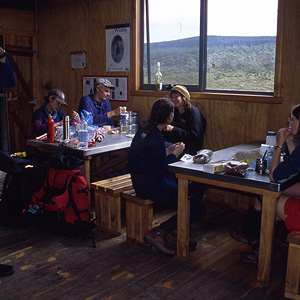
265;131;276;146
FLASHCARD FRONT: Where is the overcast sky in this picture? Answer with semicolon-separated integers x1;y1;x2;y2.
148;0;278;42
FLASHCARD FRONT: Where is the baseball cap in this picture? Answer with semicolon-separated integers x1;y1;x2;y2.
95;78;116;90
48;89;68;106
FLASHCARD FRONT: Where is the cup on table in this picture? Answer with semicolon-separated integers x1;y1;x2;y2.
255;158;267;175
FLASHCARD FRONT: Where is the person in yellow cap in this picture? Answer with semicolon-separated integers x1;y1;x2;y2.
162;85;206;155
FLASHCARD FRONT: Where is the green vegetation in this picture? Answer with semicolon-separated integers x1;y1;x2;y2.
144;36;276;92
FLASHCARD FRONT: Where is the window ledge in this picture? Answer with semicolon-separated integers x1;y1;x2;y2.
131;90;282;104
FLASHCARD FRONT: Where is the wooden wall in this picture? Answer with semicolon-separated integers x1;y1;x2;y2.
0;8;36;152
2;0;300;206
34;0;300;152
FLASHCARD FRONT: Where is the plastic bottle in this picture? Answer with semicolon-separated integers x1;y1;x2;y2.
155;62;162;91
46;115;55;143
265;131;276;146
78;121;88;148
120;107;129;133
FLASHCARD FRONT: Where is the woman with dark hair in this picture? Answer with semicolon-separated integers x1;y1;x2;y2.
128;98;206;257
162;85;206;155
236;104;300;264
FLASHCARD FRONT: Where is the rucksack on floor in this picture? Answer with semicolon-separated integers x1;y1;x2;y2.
29;153;96;247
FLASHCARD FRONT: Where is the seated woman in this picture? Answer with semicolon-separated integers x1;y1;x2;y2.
162;85;206;155
236;104;300;264
128;98;206;257
33;89;69;136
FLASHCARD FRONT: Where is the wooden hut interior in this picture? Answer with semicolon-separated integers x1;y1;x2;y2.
0;0;299;299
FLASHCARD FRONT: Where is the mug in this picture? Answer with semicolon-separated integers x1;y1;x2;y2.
256;158;267;175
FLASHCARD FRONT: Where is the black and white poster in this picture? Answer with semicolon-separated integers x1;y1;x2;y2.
106;24;130;72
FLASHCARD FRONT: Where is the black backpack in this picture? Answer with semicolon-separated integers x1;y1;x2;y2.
0;148;47;228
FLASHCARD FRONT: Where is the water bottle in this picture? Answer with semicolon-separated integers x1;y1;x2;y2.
46;115;55;143
78;121;88;148
266;131;276;146
120;107;129;133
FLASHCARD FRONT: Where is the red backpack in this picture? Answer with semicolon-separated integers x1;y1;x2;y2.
29;153;95;247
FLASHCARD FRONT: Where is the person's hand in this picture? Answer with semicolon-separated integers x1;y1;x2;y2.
164;124;174;132
168;142;185;157
276;127;291;146
112;106;123;117
71;110;80;122
54;120;63;128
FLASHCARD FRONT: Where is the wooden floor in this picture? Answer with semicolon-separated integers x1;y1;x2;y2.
0;171;289;300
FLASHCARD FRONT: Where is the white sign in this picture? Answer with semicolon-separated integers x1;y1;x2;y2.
106;24;130;72
70;51;86;69
82;76;128;102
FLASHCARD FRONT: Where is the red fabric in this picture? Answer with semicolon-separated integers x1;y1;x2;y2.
284;197;300;231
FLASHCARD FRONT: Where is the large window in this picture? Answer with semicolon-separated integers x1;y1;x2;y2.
141;0;278;95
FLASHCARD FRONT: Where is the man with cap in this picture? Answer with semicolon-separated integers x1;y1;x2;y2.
162;85;206;155
78;78;127;179
78;78;123;127
33;89;69;136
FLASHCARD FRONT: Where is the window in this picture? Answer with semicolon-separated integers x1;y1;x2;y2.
141;0;278;95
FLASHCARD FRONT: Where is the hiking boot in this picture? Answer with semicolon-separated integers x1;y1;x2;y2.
143;228;175;257
230;226;258;245
239;242;259;264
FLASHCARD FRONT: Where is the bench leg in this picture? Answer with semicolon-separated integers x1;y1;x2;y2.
126;200;153;246
94;193;121;236
285;243;300;299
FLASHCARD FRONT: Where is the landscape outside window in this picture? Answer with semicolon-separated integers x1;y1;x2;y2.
142;0;278;94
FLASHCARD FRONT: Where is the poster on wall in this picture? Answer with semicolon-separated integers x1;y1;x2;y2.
82;76;128;102
106;23;130;72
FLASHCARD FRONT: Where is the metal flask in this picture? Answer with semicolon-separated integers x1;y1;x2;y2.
63;116;70;140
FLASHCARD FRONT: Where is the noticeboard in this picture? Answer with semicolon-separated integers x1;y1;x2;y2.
82;75;128;102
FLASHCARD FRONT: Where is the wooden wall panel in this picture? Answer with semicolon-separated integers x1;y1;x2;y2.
0;8;35;33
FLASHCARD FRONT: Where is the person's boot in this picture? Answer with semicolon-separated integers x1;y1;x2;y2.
239;241;259;264
0;264;14;276
143;228;175;257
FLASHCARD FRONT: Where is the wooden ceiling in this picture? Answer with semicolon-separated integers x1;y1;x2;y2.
0;0;35;10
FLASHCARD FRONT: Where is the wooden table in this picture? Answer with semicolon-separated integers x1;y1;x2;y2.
27;133;132;189
169;144;295;284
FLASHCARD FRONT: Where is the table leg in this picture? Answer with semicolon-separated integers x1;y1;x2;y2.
257;194;277;283
177;178;190;257
83;156;92;206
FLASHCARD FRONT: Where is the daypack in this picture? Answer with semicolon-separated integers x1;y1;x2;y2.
29;153;96;247
0;148;47;228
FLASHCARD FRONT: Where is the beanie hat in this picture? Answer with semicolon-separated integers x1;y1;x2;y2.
170;85;190;102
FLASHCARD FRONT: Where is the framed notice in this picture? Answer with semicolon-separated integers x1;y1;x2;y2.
82;76;128;102
106;24;130;72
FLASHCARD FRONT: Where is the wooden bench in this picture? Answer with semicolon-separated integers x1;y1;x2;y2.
122;189;154;246
285;230;300;299
91;174;132;236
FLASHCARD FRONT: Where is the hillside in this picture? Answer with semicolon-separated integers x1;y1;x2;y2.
144;36;276;92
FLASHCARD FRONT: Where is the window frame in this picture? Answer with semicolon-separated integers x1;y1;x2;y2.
132;0;283;104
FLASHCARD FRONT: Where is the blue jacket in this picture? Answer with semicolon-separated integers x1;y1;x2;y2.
78;94;113;126
33;104;66;136
0;59;16;88
273;143;300;182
